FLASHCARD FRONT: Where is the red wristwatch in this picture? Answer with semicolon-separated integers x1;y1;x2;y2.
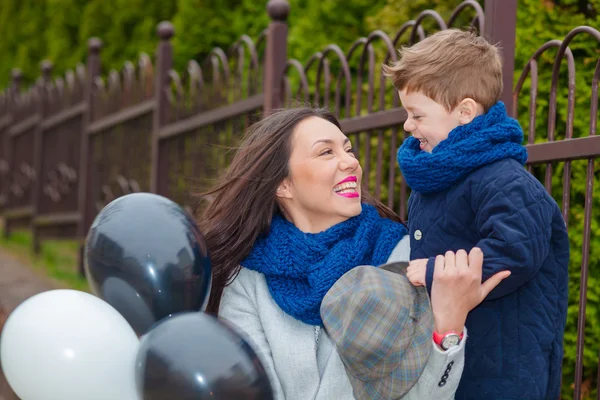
433;331;464;350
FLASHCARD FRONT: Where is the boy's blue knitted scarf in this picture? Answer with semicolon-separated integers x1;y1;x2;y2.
241;204;407;326
397;101;528;194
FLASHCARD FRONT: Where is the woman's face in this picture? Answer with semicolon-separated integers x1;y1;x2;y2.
277;116;362;233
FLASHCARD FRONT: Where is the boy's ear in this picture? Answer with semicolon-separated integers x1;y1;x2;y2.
276;178;293;200
458;98;479;124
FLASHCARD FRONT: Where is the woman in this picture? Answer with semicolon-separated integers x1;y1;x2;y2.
197;107;509;399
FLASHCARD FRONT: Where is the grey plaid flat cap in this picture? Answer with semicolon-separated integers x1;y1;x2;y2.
320;262;434;400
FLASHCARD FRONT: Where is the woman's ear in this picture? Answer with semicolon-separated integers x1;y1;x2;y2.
458;98;480;125
276;178;293;200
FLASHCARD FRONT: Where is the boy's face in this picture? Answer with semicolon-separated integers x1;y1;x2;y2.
399;90;462;153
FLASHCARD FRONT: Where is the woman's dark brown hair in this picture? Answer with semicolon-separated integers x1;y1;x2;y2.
197;107;402;315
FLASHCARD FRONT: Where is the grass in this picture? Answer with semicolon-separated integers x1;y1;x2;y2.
0;227;90;292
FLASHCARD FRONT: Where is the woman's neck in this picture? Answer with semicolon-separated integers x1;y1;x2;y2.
280;210;349;234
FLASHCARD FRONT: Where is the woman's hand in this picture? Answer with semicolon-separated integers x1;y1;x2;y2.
430;247;511;335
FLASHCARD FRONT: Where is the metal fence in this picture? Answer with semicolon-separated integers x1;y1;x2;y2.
0;0;598;397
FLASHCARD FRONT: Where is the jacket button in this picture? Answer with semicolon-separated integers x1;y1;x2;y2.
414;230;422;240
438;380;447;387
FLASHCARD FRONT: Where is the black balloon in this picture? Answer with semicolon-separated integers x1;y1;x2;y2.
84;192;212;335
135;312;274;400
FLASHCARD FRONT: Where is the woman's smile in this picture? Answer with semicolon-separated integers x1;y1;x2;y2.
333;175;359;198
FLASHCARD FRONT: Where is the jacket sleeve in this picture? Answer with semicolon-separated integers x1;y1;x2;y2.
424;173;559;301
402;329;467;400
219;273;286;399
470;172;556;300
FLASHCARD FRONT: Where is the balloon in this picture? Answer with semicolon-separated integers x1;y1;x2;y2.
84;192;212;335
135;312;274;400
0;289;139;400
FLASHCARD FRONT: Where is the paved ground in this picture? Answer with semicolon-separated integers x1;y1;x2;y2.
0;247;61;400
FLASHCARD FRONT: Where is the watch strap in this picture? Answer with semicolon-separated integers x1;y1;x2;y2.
432;330;464;347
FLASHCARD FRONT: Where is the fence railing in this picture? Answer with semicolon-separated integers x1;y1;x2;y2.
0;0;599;397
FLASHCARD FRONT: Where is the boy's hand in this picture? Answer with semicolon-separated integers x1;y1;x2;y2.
407;258;428;286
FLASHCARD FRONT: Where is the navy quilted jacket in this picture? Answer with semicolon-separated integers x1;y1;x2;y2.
408;158;569;400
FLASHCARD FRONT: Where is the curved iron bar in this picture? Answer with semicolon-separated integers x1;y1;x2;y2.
282;76;293;107
43;163;77;202
358;30;398;112
42;80;55;112
26;87;40;116
208;47;231;91
230;41;245;101
188;60;206;103
107;69;122;111
122;61;136;104
10;162;36;198
93;76;107;103
255;28;268;63
550;27;600;137
229;34;261;96
138;53;154;99
123;61;135;86
166;69;185;107
116;175;131;194
409;10;448;45
393;20;426;48
129;179;141;193
514;40;575;224
342;38;371;118
304;52;323;74
198;47;231;106
447;0;485;33
14;85;40;120
591;60;599;136
318;59;331;108
54;77;65;110
359;31;399;196
229;34;260;71
300;52;323;105
108;69;122;94
314;44;352;117
92;76;107;119
65;70;75;92
513;40;575;143
76;64;86;89
64;69;78;108
354;32;396;191
346;38;369;62
95;176;141;212
544;25;600;400
283;59;310;104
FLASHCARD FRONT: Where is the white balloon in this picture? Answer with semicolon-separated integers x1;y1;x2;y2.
0;289;140;400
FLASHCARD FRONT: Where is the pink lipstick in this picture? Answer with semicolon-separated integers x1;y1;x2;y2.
334;175;359;198
335;176;357;186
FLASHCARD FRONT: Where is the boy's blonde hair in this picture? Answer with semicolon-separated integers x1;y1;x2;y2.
383;29;503;112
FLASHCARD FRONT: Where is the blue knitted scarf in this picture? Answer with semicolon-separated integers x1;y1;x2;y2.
397;101;528;194
241;204;407;325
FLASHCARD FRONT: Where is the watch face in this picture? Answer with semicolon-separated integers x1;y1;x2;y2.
441;334;460;350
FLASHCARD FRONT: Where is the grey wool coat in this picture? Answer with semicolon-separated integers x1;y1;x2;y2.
219;235;466;400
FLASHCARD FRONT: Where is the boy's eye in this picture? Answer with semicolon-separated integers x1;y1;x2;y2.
319;149;333;156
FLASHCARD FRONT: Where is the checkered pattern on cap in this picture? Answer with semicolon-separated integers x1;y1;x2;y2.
320;262;434;399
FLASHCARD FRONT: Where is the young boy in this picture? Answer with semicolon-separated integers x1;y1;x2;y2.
384;29;570;400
